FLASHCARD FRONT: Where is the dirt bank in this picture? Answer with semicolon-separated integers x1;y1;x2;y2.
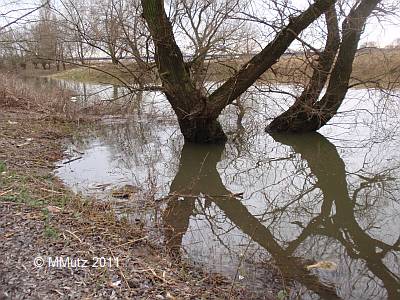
0;92;257;299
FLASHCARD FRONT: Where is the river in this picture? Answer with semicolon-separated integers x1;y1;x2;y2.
33;77;400;299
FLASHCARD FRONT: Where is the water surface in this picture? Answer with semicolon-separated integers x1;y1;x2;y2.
51;79;400;299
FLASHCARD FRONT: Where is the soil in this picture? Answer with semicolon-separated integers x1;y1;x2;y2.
0;108;258;299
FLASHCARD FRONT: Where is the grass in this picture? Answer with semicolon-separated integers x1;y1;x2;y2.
52;48;400;88
0;160;5;173
50;66;111;83
42;208;60;238
50;62;156;86
43;225;59;238
1;172;51;206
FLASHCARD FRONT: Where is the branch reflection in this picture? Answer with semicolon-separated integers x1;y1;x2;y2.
164;132;400;299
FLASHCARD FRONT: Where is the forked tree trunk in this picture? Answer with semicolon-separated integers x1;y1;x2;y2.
141;0;336;143
267;6;340;132
267;0;381;133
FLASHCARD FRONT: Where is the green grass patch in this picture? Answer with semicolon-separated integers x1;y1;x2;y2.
0;172;69;208
42;208;60;239
1;189;45;207
44;225;59;238
0;160;6;173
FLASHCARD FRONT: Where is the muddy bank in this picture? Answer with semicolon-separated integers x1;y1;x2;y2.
0;105;261;299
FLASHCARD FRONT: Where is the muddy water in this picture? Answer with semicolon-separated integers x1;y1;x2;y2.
52;80;400;299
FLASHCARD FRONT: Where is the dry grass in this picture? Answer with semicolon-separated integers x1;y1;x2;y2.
51;62;157;86
352;48;400;88
50;48;400;88
0;72;73;114
263;48;400;88
0;72;137;121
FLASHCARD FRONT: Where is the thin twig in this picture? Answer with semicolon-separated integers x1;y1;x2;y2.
64;229;83;243
0;189;13;197
110;236;148;250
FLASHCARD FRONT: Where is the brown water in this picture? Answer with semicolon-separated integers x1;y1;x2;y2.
52;80;400;299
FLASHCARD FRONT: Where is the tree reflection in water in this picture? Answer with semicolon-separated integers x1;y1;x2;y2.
163;133;400;299
52;81;400;299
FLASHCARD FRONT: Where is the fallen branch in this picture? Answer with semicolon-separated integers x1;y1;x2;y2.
62;156;82;164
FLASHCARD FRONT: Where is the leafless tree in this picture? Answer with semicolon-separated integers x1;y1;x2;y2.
1;0;395;143
0;1;49;32
267;0;383;133
141;0;344;142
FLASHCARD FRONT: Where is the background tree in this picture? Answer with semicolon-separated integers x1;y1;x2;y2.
0;0;392;143
58;0;97;64
96;0;127;64
33;2;57;69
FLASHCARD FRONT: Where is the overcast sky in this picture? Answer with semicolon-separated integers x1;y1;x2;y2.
1;0;400;47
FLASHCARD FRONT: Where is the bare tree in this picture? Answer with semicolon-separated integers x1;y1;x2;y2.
141;0;339;143
267;0;382;133
95;0;127;64
170;0;251;92
0;0;390;143
388;37;400;48
33;1;57;69
0;1;49;32
58;0;96;64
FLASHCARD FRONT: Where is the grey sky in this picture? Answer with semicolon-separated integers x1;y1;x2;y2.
1;0;400;47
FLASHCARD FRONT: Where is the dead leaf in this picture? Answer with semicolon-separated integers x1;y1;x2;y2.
108;280;122;288
16;138;33;148
4;232;15;238
25;212;42;220
46;205;62;213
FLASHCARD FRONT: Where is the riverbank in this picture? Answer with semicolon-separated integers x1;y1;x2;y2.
0;75;256;299
49;48;400;89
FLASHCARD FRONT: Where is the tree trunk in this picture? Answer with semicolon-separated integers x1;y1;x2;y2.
111;57;118;64
141;0;337;143
267;0;381;133
178;117;226;144
267;6;339;132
